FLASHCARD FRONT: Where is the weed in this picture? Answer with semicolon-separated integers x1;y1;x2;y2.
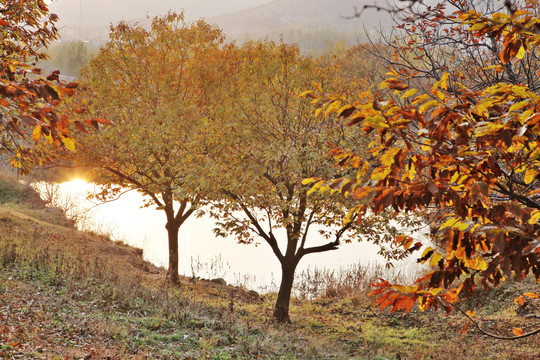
1;174;539;360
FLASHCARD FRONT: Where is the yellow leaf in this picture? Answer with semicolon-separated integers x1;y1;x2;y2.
62;137;76;151
401;88;418;99
420;247;434;259
365;114;389;129
380;147;400;164
516;46;526;60
429;252;444;267
492;13;510;22
344;207;357;223
529;210;540;224
302;177;320;185
32;125;42;141
439;72;449;90
453;221;469;231
324;100;341;117
468;256;488;271
307;180;323;195
475;122;503;137
418;296;428;311
524;167;538;184
440;218;459;231
43;132;53;144
419;100;440;113
318;185;330;194
524;292;539;299
428;288;443;296
412;94;430;106
509;100;530;112
433;90;445;101
371;166;392;182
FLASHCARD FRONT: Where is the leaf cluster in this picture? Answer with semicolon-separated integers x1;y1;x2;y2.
0;0;90;172
311;0;540;332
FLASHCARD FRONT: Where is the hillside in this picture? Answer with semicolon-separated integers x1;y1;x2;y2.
48;0;272;41
0;173;539;359
48;0;390;46
212;0;391;39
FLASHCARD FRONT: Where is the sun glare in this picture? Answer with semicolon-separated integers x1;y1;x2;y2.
61;179;92;195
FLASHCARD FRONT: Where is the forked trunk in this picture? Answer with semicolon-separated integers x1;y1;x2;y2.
272;260;298;323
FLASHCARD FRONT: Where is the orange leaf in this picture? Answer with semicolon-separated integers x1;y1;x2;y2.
462;320;471;334
514;296;525;305
513;328;524;336
523;292;539;299
32;125;42;141
402;296;415;313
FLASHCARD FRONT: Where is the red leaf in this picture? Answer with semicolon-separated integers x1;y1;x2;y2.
19;115;38;126
73;121;88;133
462;320;471;334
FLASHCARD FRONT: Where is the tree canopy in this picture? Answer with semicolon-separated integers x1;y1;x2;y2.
74;12;226;284
0;0;95;172
310;0;540;338
204;41;408;322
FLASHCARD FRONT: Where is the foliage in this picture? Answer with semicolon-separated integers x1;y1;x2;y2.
41;40;98;78
366;0;540;94
2;171;539;359
310;0;540;339
205;40;412;322
0;0;92;173
74;12;226;284
335;43;392;85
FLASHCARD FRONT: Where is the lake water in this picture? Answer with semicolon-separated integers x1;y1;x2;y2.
33;180;425;292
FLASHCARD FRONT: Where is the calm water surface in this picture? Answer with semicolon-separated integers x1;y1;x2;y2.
35;180;423;292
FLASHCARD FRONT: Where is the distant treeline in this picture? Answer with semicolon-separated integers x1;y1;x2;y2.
39;41;101;78
238;27;369;56
41;28;372;79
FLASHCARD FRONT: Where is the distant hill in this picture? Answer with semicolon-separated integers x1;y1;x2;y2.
49;0;390;46
49;0;272;41
212;0;392;40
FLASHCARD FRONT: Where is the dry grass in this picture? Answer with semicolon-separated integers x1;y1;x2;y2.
0;174;539;359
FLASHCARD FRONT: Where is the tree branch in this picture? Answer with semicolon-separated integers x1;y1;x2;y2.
445;299;540;340
103;166;163;207
221;188;284;262
297;239;340;259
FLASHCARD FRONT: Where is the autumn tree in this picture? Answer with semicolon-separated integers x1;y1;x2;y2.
74;13;226;284
336;43;392;85
365;0;540;94
0;0;90;173
312;0;540;338
205;41;404;323
42;40;96;78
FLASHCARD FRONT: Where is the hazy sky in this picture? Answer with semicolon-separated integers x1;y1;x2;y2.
48;0;274;25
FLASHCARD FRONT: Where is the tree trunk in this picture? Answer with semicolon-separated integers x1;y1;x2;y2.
272;260;298;323
165;221;181;285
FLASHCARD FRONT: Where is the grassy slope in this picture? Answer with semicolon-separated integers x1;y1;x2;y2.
0;174;539;359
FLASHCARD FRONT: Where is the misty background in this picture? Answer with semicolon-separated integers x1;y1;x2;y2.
44;0;393;77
